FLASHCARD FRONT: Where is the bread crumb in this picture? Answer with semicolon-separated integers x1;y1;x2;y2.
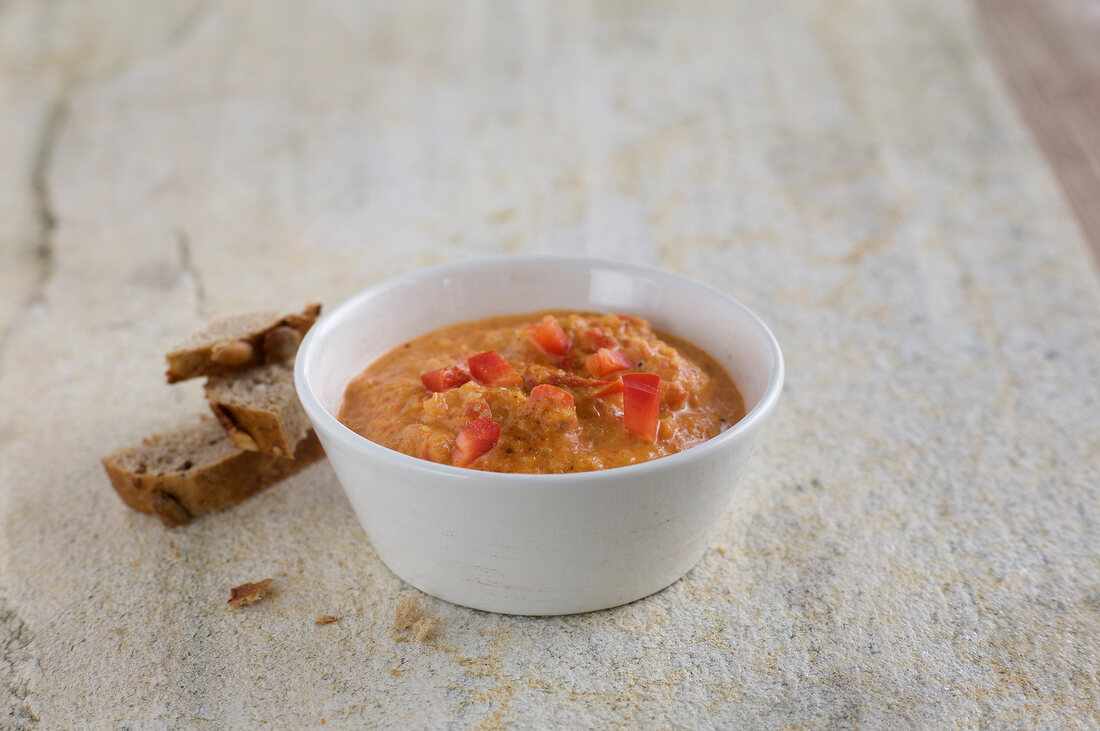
413;616;440;642
390;668;401;677
394;596;422;630
228;578;274;606
716;545;726;555
315;615;339;626
172;551;181;559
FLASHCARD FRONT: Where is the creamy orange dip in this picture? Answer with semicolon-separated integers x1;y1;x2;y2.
338;311;745;473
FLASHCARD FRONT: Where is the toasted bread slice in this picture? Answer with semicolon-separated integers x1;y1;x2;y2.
102;417;324;526
205;363;309;457
165;303;321;383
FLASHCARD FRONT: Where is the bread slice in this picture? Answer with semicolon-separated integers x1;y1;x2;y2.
165;302;321;383
102;417;324;526
205;363;309;457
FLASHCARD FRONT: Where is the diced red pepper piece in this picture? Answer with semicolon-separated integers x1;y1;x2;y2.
585;348;633;379
593;380;624;398
467;350;520;386
622;373;661;442
528;384;575;411
451;417;500;467
420;365;471;392
528;315;570;356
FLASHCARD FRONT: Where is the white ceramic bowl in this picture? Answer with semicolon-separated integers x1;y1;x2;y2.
295;255;783;615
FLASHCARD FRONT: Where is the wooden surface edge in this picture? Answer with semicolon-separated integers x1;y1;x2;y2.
974;0;1100;271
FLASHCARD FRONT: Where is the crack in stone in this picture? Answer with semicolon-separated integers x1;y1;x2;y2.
29;95;67;308
0;1;209;379
0;92;68;381
176;229;207;316
0;591;39;728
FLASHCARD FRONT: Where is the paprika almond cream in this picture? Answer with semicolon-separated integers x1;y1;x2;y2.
338;311;745;474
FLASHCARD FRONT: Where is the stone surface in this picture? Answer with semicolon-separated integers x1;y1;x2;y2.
2;0;1098;727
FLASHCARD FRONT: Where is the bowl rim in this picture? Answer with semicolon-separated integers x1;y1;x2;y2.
294;254;785;485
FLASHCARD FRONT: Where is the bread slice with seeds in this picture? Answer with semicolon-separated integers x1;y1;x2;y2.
164;302;321;383
206;363;310;457
101;416;324;526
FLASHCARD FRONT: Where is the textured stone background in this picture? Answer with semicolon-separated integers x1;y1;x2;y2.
2;0;1098;727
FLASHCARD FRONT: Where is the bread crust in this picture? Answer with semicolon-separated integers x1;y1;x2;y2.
102;429;324;525
165;302;321;383
209;400;295;456
205;362;308;457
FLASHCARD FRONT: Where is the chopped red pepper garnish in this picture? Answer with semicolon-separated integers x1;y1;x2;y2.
528;384;575;411
467;350;520;386
528;315;570;356
622;373;661;442
420;365;471;392
593;380;624;398
451;417;500;467
585;348;633;379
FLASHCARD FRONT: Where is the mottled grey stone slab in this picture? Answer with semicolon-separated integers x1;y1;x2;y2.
1;0;1097;727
